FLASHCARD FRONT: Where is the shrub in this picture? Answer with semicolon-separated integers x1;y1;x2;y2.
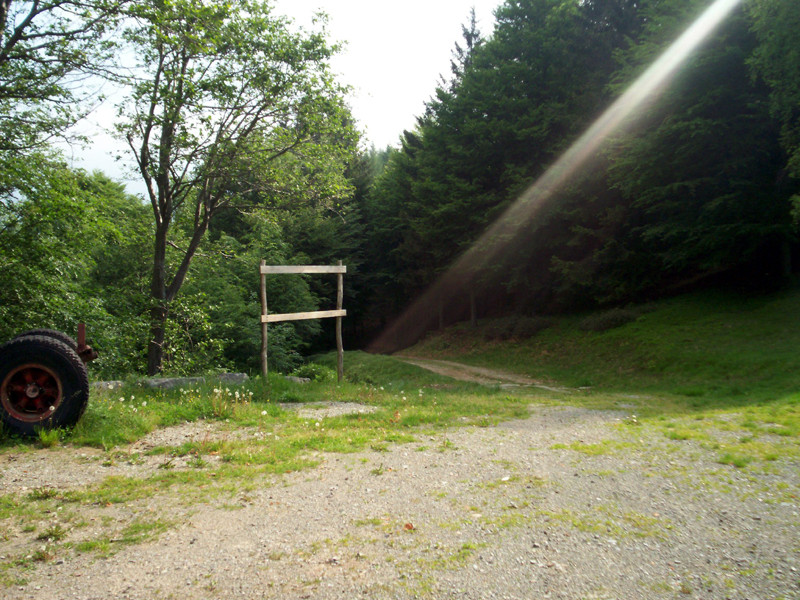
513;316;552;339
483;315;553;341
291;363;337;383
482;317;519;341
578;308;638;332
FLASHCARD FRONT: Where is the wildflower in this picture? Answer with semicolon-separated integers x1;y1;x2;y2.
261;410;267;416
49;406;55;412
142;401;147;407
119;397;125;402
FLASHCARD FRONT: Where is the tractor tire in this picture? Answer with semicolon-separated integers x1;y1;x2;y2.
14;328;77;350
0;336;90;437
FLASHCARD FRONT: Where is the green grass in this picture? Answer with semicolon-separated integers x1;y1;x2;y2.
405;287;800;412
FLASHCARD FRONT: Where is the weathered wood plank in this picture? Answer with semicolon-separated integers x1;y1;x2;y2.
336;260;344;382
260;265;347;275
259;261;268;377
262;309;347;323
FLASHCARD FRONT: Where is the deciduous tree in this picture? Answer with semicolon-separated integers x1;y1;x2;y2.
0;0;125;154
116;0;356;374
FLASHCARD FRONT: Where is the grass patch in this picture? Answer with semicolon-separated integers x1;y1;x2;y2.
404;288;800;413
539;506;672;540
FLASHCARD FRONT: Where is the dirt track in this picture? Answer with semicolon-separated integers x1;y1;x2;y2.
397;356;567;391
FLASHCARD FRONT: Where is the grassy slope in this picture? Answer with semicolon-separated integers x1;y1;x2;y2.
402;287;800;409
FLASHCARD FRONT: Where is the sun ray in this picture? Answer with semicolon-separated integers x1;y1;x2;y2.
371;0;744;352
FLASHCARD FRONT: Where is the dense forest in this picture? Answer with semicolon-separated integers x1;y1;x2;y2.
1;0;798;377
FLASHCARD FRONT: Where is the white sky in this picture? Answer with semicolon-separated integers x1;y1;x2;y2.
272;0;500;149
64;0;501;193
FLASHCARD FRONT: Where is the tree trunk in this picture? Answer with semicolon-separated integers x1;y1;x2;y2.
147;303;168;376
147;222;169;376
146;211;211;376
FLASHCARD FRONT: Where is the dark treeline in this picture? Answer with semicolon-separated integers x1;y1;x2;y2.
358;0;800;350
1;0;798;375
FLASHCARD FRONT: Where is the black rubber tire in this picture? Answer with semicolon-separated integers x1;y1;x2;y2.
13;329;77;350
0;336;89;437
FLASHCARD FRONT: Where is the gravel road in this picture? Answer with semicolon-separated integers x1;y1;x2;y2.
1;366;798;599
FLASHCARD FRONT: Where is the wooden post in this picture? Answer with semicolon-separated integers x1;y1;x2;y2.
259;259;268;378
259;262;346;380
336;260;344;382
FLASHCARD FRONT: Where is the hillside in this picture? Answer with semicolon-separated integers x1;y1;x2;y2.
399;287;800;409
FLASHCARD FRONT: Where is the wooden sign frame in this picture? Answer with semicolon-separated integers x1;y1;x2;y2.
259;261;346;381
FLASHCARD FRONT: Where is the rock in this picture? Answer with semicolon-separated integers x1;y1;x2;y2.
134;373;250;390
141;377;206;390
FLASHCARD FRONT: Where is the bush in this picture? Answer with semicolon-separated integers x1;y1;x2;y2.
291;363;337;383
482;317;519;341
513;316;553;339
578;308;638;332
483;315;553;341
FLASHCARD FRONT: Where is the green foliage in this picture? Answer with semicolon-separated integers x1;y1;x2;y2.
360;0;797;331
0;0;123;154
0;160;150;375
291;363;337;383
0;0;798;381
578;308;639;332
589;1;791;296
748;0;800;182
116;0;358;374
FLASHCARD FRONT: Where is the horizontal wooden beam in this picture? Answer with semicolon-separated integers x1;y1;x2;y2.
260;265;346;275
262;309;347;323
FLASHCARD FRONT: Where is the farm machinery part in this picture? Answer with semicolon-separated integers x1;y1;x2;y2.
0;326;96;437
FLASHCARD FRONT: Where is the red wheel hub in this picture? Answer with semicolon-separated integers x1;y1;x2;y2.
1;364;62;423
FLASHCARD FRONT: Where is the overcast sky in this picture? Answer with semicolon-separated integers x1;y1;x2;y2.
272;0;501;149
64;1;502;192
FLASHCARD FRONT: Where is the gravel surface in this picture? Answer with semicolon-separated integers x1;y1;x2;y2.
1;389;798;598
